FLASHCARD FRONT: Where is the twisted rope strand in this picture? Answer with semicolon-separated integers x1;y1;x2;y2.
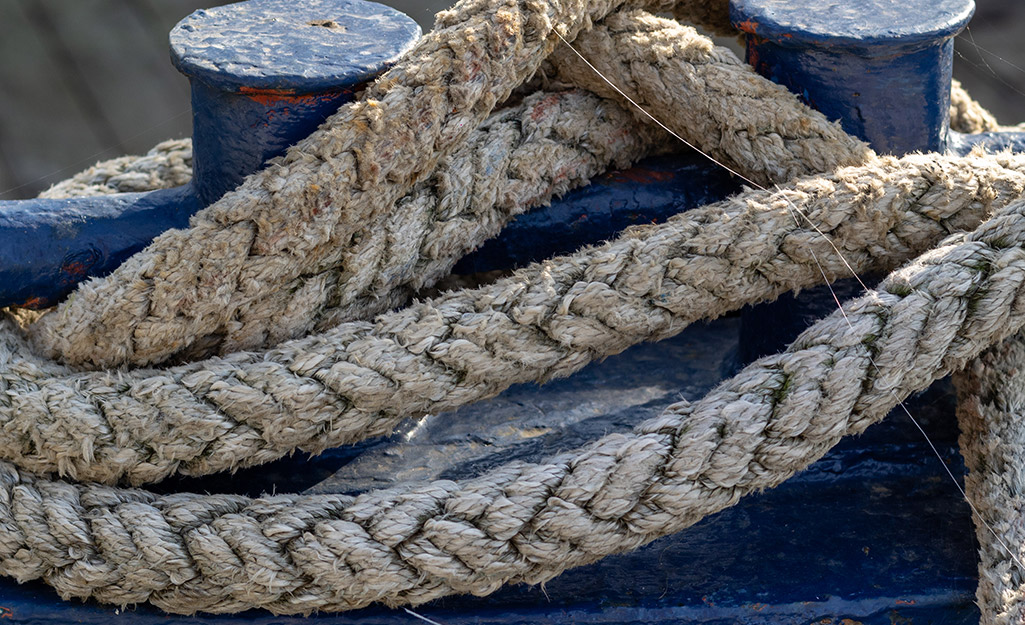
547;10;872;186
30;4;864;369
5;193;1025;613
0;0;1021;615
954;337;1025;625
39;89;667;361
947;83;1025;625
1;151;1022;486
31;0;654;369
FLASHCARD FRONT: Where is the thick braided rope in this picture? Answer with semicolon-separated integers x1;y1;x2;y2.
31;0;671;369
546;10;872;186
30;5;857;369
951;78;1002;135
39;89;667;360
38;139;194;198
1;0;1023;614
946;85;1025;625
5;194;1025;613
954;336;1025;625
2;151;1023;486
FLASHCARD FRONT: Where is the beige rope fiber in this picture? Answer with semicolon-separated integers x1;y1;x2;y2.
31;7;857;368
4;193;1025;613
0;0;1023;615
40;88;668;359
546;11;872;185
948;87;1025;625
5;149;1025;487
955;337;1025;625
29;0;652;368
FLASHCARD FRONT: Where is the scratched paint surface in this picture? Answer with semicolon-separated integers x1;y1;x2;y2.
0;0;1016;621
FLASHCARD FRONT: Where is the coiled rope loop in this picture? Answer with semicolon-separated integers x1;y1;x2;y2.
0;0;1019;616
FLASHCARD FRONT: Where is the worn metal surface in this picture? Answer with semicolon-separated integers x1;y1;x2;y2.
732;0;974;155
172;0;420;203
0;0;419;309
456;151;741;273
0;187;200;309
170;0;420;93
734;0;1025;363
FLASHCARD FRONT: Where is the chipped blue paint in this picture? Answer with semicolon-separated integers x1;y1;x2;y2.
0;0;419;308
0;0;1021;622
171;0;421;203
456;151;740;273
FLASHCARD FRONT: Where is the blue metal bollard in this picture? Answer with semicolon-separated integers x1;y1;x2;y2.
0;0;1015;622
0;0;421;309
735;0;1025;362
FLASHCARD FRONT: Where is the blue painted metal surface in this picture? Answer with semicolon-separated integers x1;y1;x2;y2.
731;0;1025;363
732;0;974;155
951;129;1025;154
0;188;200;308
171;0;422;204
0;0;1013;622
456;151;740;273
0;0;420;308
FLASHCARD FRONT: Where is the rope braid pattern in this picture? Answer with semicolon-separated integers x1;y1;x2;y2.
0;0;1021;615
3;151;1023;486
40;89;667;360
32;0;663;369
949;85;1025;625
546;10;872;186
6;193;1025;613
39;139;194;198
30;5;841;369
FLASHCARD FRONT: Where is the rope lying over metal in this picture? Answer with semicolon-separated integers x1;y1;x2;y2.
946;97;1025;625
0;0;1023;615
6;149;1025;486
32;7;862;368
5;189;1025;613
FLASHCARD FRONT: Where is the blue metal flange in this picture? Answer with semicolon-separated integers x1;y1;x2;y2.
0;0;1015;622
0;0;421;308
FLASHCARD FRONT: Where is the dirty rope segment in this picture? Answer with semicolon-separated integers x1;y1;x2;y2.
0;0;1023;619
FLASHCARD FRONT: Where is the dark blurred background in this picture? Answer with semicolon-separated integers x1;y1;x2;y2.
0;0;1021;199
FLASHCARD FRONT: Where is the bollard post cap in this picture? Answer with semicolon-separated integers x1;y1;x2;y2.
170;0;421;93
730;0;974;56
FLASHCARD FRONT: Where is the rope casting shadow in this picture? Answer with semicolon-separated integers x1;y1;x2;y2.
0;0;1022;619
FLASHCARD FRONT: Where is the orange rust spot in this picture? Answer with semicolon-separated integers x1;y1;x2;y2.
895;598;916;606
20;296;48;310
61;261;89;278
238;86;342;108
736;18;759;34
607;168;675;185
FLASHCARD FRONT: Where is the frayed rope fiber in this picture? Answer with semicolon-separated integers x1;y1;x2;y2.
0;0;1021;617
